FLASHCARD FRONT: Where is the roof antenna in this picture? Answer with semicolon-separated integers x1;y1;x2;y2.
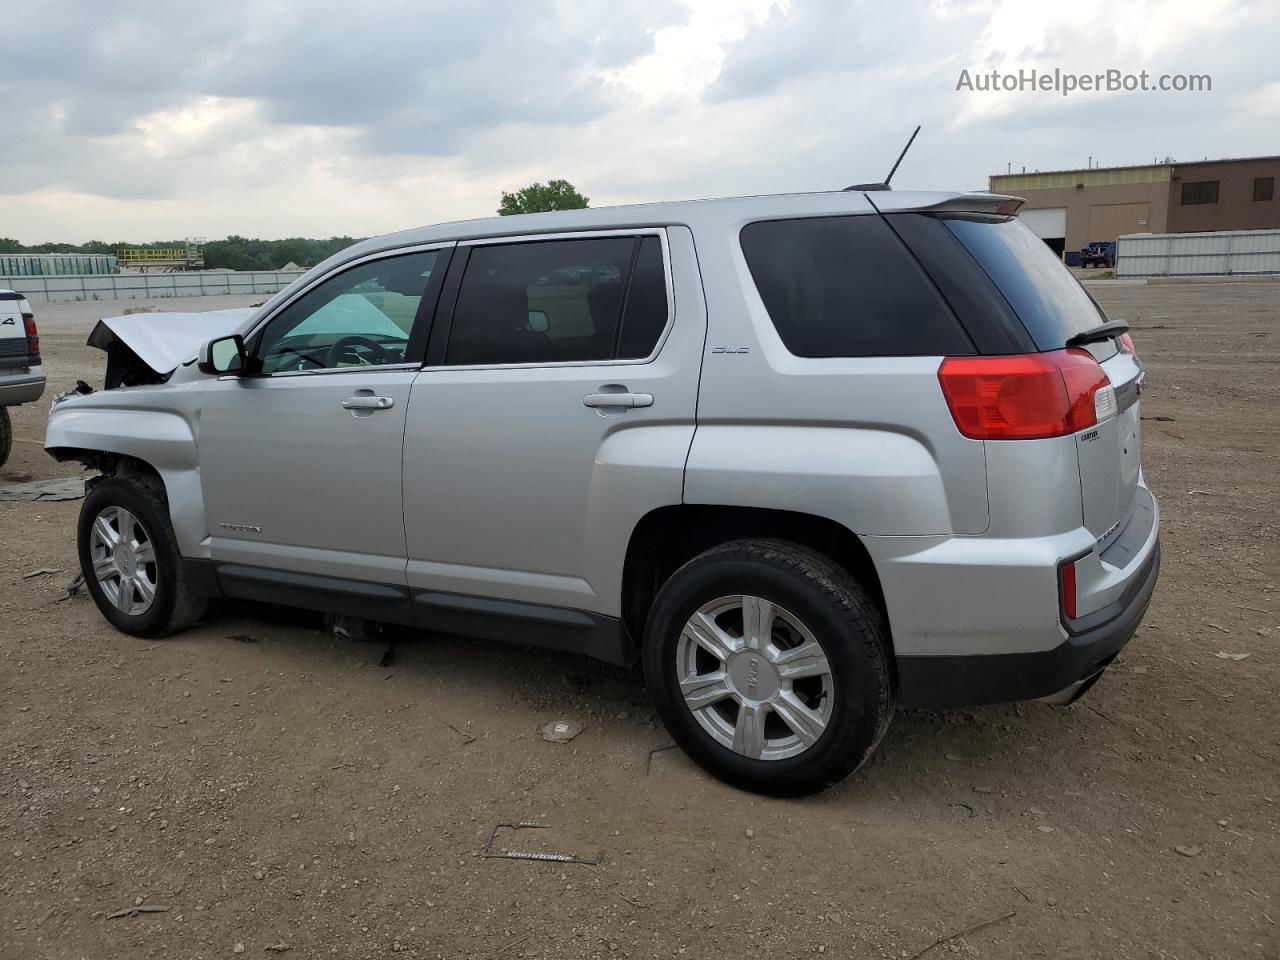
845;125;921;192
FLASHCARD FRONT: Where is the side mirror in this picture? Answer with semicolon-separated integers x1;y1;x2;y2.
198;334;247;375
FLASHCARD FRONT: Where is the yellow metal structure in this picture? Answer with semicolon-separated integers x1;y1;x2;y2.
117;238;205;272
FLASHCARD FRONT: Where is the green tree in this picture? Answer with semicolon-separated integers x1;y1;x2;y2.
498;179;589;216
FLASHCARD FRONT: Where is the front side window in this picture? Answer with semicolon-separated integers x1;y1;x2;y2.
446;235;669;366
256;250;440;373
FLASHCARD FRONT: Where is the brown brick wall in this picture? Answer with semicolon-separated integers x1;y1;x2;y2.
1166;159;1280;233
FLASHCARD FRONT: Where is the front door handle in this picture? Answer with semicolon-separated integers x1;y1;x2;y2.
342;395;394;410
583;392;653;409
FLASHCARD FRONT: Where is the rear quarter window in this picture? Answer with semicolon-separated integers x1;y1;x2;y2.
942;216;1108;352
739;215;974;358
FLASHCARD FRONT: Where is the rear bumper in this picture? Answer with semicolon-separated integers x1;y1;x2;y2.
0;370;45;406
896;539;1160;707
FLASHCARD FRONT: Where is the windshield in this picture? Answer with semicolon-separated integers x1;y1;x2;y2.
944;216;1107;351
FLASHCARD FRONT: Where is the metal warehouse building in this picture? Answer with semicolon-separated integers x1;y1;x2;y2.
988;155;1280;255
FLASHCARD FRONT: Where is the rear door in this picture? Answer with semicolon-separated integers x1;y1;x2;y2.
401;227;704;617
939;216;1143;539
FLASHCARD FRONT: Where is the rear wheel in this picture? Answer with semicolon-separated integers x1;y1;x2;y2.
643;539;894;796
77;474;206;637
0;407;12;468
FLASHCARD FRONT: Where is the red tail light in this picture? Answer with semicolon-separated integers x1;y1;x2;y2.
23;313;39;358
1118;332;1137;357
937;348;1110;440
1059;556;1079;620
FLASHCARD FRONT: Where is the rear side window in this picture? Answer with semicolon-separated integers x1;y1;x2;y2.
446;235;669;366
942;216;1106;352
740;215;973;357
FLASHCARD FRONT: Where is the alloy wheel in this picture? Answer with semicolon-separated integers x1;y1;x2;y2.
675;595;834;761
88;506;159;616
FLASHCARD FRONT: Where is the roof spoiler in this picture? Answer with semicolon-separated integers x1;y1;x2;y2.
867;192;1025;216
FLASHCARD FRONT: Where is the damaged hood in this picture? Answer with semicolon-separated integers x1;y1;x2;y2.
87;308;257;376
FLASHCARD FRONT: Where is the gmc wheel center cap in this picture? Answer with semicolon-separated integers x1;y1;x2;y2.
113;544;135;577
726;650;781;702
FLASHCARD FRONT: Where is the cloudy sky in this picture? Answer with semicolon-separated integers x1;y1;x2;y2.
3;0;1277;243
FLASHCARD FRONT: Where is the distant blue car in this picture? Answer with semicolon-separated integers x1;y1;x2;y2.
1081;241;1116;268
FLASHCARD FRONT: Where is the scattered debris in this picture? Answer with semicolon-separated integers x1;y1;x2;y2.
480;821;601;865
227;634;258;644
540;720;584;744
0;477;85;502
22;568;61;579
944;752;963;761
1215;652;1250;661
447;722;476;744
1013;886;1033;904
1141;415;1177;422
1188;489;1214;496
264;944;291;953
1175;844;1202;858
107;903;170;919
379;639;398;668
122;305;159;315
618;894;644;908
645;743;678;775
496;934;532;955
326;614;384;643
1037;826;1056;833
907;909;1017;959
972;786;993;795
52;573;85;604
949;802;975;817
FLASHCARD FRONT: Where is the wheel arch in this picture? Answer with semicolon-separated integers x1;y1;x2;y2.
48;442;209;559
621;504;888;652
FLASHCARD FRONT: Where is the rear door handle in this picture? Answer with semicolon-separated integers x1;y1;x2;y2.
342;395;394;410
583;392;653;409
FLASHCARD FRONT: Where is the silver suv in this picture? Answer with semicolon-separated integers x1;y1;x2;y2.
46;190;1160;795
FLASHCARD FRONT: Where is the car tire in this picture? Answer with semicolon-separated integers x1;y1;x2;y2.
0;407;11;468
643;539;894;796
77;473;206;637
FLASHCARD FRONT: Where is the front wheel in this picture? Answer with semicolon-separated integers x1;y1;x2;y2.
643;539;894;796
77;474;206;637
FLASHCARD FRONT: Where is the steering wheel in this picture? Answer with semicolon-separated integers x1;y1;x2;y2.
326;335;392;368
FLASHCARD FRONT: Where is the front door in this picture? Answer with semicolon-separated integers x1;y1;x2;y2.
402;228;705;617
199;245;450;586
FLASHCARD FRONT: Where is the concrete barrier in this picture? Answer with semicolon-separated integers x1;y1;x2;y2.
0;270;307;304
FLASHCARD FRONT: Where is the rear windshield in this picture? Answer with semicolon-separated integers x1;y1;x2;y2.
740;215;974;357
943;216;1105;351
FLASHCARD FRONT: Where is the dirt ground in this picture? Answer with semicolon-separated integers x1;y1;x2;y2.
2;282;1277;959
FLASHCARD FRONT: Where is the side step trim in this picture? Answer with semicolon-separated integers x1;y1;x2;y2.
412;589;634;666
188;560;635;667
